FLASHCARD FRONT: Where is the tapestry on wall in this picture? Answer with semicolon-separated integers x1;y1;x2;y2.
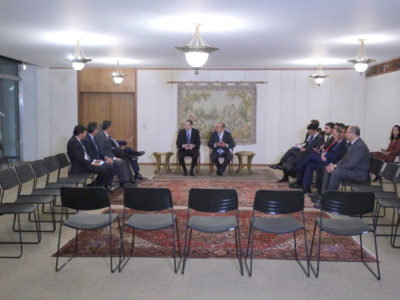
177;83;257;144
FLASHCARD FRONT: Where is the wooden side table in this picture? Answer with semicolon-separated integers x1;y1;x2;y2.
153;152;174;173
235;151;255;174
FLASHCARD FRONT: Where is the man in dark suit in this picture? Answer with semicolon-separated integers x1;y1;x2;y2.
208;122;236;176
276;123;325;182
100;120;145;180
292;127;347;193
319;126;370;195
82;122;115;188
176;119;201;176
94;122;135;186
67;125;113;189
322;122;335;151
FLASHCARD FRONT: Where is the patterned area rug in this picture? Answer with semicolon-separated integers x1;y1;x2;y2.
111;181;300;207
153;168;279;181
54;209;375;262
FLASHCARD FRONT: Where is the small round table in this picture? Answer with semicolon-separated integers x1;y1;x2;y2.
153;152;174;174
235;151;256;174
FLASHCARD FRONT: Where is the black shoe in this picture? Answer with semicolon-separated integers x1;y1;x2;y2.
189;170;194;176
303;185;311;194
311;194;323;203
121;182;137;188
277;176;289;183
133;151;145;157
183;170;188;176
289;182;302;189
216;170;222;176
134;173;145;180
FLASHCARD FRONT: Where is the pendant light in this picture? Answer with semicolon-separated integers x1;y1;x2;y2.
111;61;126;84
309;64;329;86
348;39;375;74
67;40;91;71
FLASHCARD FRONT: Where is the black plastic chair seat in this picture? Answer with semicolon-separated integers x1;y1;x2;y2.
56;177;86;184
377;197;400;208
188;215;237;233
69;173;93;179
31;189;60;196
64;213;118;230
125;214;174;230
252;216;302;234
45;182;76;189
342;180;369;187
0;203;36;214
373;191;398;199
16;195;53;204
351;185;382;192
316;218;370;236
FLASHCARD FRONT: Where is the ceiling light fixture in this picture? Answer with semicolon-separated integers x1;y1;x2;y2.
111;61;126;84
21;62;27;70
67;40;91;71
175;23;218;75
309;64;329;86
348;39;375;74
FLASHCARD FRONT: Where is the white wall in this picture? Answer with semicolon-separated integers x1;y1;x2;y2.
21;67;77;160
364;71;400;151
137;69;366;164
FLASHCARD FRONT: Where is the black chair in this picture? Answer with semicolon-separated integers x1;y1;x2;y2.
30;159;76;191
14;163;57;231
309;191;380;280
245;190;309;277
0;203;37;258
0;168;41;245
55;153;94;181
341;158;385;191
44;156;86;185
56;187;122;272
119;187;181;273
181;188;243;275
393;208;400;248
351;162;398;193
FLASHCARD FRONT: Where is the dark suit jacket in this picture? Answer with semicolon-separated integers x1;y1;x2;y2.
207;130;235;154
67;136;92;174
324;139;347;163
94;131;115;159
82;134;100;161
176;128;200;152
337;138;370;179
323;135;335;150
305;133;325;151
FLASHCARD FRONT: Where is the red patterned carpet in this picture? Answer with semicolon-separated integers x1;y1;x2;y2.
111;180;304;207
54;209;375;262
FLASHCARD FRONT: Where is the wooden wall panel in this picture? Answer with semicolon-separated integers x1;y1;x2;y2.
78;68;136;93
80;93;110;126
110;93;136;149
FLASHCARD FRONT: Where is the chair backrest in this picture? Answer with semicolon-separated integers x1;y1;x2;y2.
188;188;238;213
56;153;70;169
381;162;399;181
322;191;374;216
44;156;61;173
0;168;20;191
254;190;304;214
60;187;110;210
15;163;36;183
124;187;173;211
31;159;49;179
370;158;385;175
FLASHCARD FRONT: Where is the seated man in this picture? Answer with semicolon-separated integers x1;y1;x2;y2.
67;125;114;190
275;123;324;182
176;119;200;176
322;122;335;151
82;122;116;190
291;127;347;193
208;122;236;176
313;126;370;203
95;122;136;186
101;120;145;180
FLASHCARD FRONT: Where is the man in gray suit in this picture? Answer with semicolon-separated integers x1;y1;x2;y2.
321;126;370;193
94;123;135;186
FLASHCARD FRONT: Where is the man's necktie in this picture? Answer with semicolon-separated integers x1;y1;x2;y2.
186;130;191;144
80;141;90;161
217;133;224;155
92;137;99;157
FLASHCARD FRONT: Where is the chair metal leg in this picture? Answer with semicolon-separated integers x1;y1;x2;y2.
181;226;192;275
293;230;310;277
0;213;24;259
392;216;400;248
109;218;121;273
308;221;320;277
55;208;78;271
234;227;243;275
172;218;182;273
360;232;381;280
244;225;255;276
11;209;41;244
119;227;135;272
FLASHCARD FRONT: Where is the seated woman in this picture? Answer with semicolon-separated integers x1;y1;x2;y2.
371;125;400;162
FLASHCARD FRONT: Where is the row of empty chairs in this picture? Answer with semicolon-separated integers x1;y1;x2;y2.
55;187;381;280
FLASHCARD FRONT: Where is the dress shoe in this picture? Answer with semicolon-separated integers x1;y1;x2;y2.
277;176;289;183
289;182;302;189
268;164;280;169
183;170;188;176
189;170;195;176
311;194;323;203
121;182;137;188
216;170;222;176
134;173;145;180
133;151;145;157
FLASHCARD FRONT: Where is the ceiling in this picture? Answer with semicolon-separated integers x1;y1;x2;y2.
0;0;399;69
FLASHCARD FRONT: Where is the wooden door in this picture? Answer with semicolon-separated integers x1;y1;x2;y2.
79;92;137;149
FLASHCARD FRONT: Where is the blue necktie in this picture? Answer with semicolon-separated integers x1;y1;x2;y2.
91;136;99;157
217;133;224;155
187;130;191;144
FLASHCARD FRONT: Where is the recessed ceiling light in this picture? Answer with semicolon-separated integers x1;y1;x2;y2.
94;58;140;65
43;31;117;46
152;14;244;32
292;57;347;66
